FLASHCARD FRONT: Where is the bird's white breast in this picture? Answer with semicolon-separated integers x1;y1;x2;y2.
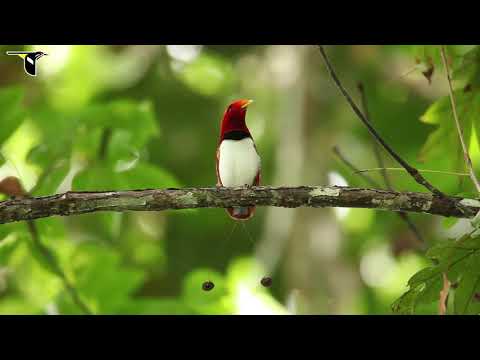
218;138;260;187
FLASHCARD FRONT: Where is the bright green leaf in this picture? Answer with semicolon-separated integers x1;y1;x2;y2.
0;87;25;146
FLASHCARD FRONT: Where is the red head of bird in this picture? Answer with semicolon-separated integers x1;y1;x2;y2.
216;99;261;221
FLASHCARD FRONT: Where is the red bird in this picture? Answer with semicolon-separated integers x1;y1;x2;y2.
216;99;261;221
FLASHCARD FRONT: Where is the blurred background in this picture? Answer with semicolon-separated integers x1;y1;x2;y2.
0;45;477;314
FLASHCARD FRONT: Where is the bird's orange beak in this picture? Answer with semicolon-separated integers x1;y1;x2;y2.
240;99;254;109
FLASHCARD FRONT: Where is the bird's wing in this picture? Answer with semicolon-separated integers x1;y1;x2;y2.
215;145;222;186
254;168;261;186
253;141;261;186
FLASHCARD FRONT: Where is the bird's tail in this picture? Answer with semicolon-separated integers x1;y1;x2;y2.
226;206;255;221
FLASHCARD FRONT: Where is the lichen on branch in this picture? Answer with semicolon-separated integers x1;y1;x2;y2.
0;186;477;225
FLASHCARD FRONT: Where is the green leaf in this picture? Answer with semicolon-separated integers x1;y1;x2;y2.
419;92;478;164
392;288;421;314
77;100;159;149
31;161;70;196
176;53;235;96
416;275;443;305
72;165;127;191
452;46;480;86
10;238;64;310
119;298;190;315
119;163;180;189
454;273;480;314
0;87;25;146
0;233;20;265
27;108;78;170
0;297;42;315
73;162;179;192
23;229;63;278
442;217;459;229
394;233;480;314
454;251;480;314
61;243;146;314
407;267;441;288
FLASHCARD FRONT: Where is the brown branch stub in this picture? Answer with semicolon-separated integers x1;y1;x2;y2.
0;186;477;225
439;272;451;315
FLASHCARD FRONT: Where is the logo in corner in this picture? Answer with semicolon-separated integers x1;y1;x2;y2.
6;51;48;76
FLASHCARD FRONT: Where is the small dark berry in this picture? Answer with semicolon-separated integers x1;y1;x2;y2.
202;281;215;291
474;293;480;301
260;276;272;288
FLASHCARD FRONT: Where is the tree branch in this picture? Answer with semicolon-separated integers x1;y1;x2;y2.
357;82;392;189
0;186;477;225
317;45;446;198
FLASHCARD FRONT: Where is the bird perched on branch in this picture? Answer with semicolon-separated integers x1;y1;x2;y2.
216;99;261;221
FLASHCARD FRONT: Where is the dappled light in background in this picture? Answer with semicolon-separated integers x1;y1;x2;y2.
2;45;480;314
166;45;203;63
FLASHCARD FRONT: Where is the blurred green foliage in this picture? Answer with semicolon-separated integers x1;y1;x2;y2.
1;45;480;314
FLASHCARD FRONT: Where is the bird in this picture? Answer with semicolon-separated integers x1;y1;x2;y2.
6;51;48;76
216;99;261;221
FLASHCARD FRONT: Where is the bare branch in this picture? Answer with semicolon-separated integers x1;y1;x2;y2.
317;45;445;197
357;82;392;189
440;45;480;194
0;186;477;225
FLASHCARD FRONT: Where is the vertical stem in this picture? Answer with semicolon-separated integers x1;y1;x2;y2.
98;127;113;160
317;45;445;197
440;45;480;194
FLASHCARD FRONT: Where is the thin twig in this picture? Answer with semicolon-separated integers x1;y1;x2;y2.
317;45;445;198
332;146;381;188
358;83;424;245
334;147;425;246
357;83;392;189
98;127;113;160
356;168;469;177
440;45;480;194
439;272;451;315
26;220;93;315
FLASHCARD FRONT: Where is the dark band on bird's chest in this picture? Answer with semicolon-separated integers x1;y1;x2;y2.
223;130;251;140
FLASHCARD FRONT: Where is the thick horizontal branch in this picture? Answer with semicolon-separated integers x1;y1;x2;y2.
0;186;479;225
